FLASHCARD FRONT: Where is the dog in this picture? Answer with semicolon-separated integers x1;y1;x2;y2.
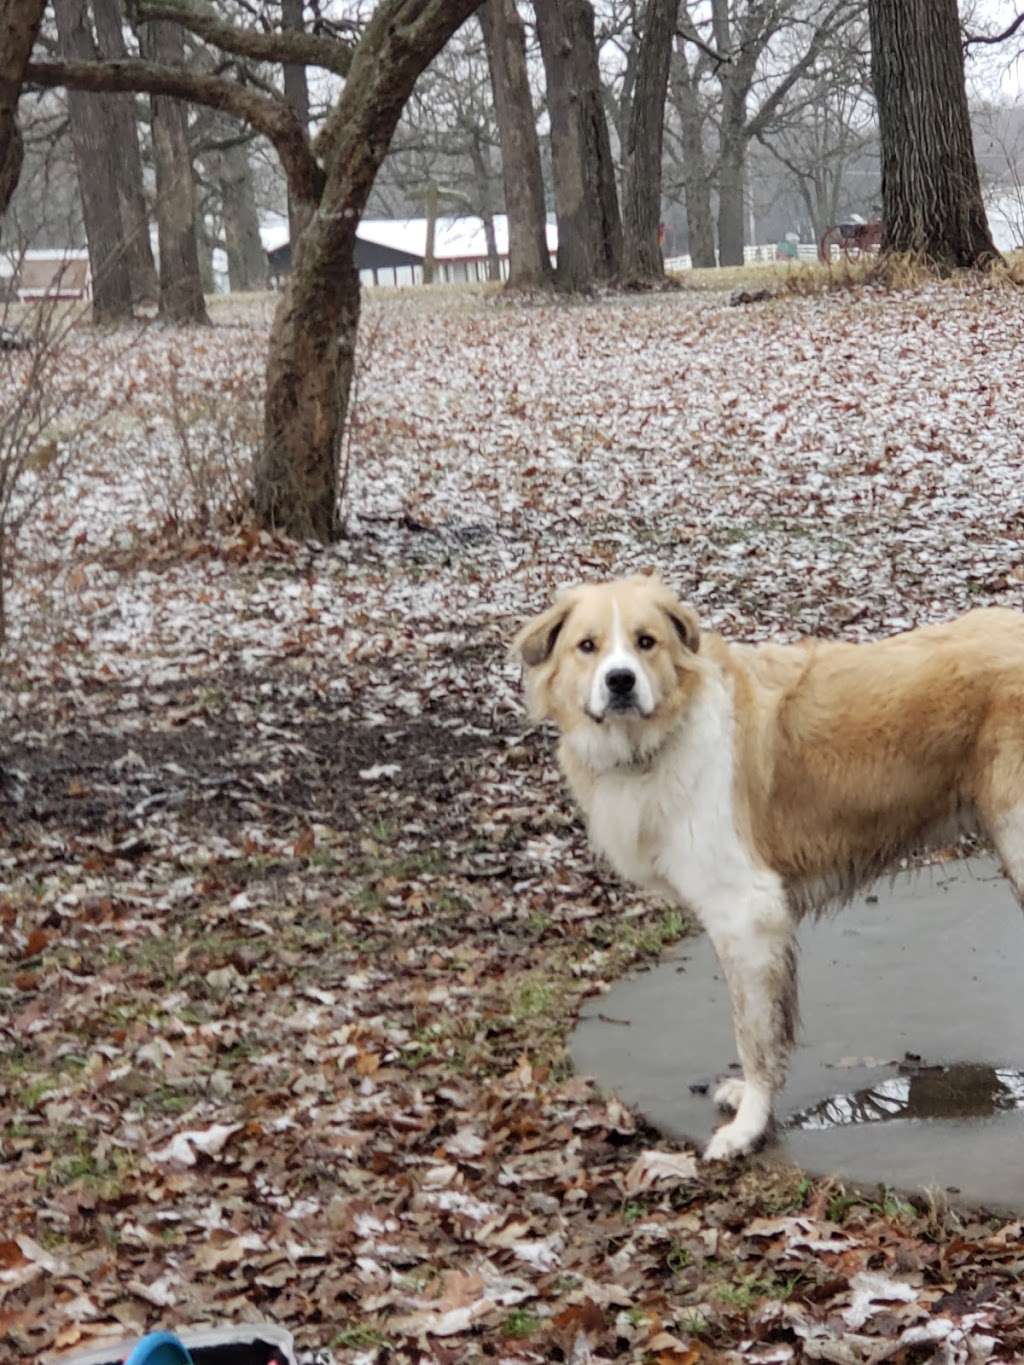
513;574;1024;1159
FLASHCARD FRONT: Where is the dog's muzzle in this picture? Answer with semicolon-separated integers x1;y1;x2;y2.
605;668;637;711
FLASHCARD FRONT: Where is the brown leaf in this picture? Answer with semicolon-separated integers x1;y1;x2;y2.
552;1298;607;1340
293;827;316;857
0;1241;30;1271
21;927;52;959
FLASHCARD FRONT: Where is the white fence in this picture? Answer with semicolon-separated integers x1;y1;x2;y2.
665;242;819;272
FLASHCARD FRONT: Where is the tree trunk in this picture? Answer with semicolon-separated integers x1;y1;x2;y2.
143;19;209;322
535;0;622;290
465;131;501;281
481;207;500;280
669;43;716;267
0;0;46;223
218;140;268;291
423;179;438;284
717;89;746;267
479;0;552;289
90;0;157;303
868;0;999;269
53;0;135;320
282;0;313;246
255;0;485;542
621;0;677;285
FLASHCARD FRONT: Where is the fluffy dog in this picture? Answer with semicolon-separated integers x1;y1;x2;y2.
513;575;1024;1159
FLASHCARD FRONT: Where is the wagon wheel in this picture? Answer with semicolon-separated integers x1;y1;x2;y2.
843;234;865;261
818;226;844;264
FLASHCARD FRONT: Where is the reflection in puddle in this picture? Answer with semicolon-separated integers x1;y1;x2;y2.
788;1064;1024;1130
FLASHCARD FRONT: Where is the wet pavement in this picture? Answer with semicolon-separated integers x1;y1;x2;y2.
571;857;1024;1211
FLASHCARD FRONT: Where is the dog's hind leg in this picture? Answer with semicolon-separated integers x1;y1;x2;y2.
975;712;1024;906
700;884;799;1161
987;806;1024;907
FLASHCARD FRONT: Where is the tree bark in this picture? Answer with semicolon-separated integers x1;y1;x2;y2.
868;0;1000;269
282;0;313;246
142;19;209;322
53;0;136;320
0;0;46;223
138;0;353;74
255;0;485;542
481;203;500;280
717;97;746;267
217;139;268;291
535;0;622;290
621;0;677;285
479;0;552;289
423;178;438;283
90;0;158;303
669;42;716;267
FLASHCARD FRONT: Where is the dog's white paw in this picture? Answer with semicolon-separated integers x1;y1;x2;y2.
713;1077;745;1113
703;1115;763;1162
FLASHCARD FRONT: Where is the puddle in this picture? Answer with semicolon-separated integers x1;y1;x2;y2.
788;1064;1024;1131
571;860;1024;1210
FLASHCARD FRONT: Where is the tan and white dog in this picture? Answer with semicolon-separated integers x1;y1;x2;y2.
513;574;1024;1160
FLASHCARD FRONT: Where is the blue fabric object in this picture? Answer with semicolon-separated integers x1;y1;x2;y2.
123;1332;194;1365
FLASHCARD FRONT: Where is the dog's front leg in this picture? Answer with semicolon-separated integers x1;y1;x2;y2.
700;889;797;1161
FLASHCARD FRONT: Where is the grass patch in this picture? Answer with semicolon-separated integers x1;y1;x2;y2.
714;1270;801;1309
330;1324;388;1350
502;1308;541;1339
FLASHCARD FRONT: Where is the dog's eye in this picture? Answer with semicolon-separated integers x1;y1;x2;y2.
578;638;597;654
637;634;657;651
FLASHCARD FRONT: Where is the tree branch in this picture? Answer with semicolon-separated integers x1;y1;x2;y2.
745;0;850;142
964;12;1024;48
26;56;325;203
130;0;355;76
675;23;731;69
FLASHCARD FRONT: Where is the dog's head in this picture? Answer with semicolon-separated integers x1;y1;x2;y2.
512;575;704;768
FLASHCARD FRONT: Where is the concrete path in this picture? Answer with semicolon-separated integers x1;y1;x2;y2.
571;857;1024;1211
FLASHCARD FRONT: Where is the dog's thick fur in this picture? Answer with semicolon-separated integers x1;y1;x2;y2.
513;575;1024;1159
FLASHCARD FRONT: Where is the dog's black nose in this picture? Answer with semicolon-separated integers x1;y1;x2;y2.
606;668;636;697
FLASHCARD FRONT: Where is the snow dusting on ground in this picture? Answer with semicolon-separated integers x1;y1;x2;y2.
2;281;1024;1362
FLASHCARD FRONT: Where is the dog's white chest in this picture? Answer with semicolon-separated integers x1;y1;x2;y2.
587;773;675;890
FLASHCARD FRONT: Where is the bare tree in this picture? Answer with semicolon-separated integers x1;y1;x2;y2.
621;0;678;285
673;0;852;267
389;18;504;280
0;0;47;222
536;0;622;289
480;0;552;289
974;101;1024;251
91;0;158;302
755;16;875;241
282;0;313;244
24;0;484;540
142;18;209;322
667;27;717;266
216;139;269;291
53;0;136;319
869;0;1000;268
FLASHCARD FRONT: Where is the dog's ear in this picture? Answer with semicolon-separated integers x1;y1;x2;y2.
511;592;578;669
651;584;700;654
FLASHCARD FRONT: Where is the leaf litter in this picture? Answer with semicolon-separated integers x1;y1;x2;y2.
1;282;1024;1361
